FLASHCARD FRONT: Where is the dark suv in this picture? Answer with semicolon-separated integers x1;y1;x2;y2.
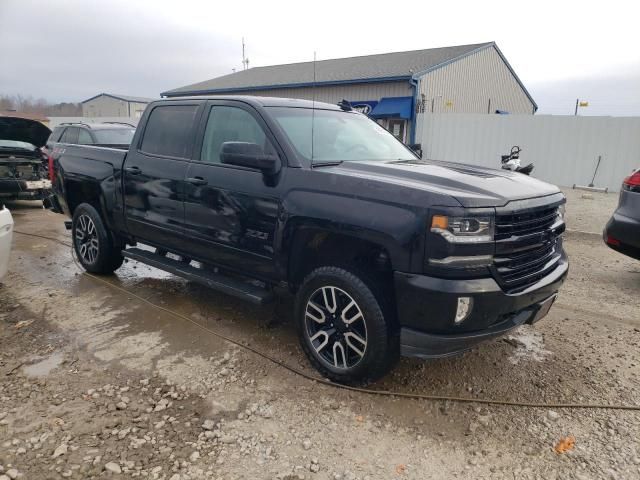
46;122;136;150
604;168;640;259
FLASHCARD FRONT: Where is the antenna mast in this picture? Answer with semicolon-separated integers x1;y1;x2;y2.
311;51;316;161
242;37;249;70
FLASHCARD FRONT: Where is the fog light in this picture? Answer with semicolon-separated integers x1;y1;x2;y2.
455;297;473;323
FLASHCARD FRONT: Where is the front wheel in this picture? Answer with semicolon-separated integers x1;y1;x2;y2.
295;266;398;384
72;203;124;274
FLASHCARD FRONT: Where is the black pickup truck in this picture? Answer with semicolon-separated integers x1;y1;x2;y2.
47;96;568;383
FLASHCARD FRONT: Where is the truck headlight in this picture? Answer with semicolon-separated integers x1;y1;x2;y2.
431;215;494;243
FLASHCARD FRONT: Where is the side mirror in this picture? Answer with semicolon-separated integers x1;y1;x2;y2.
220;142;281;175
408;143;422;159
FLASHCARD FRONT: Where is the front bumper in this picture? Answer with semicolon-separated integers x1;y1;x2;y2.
394;258;568;358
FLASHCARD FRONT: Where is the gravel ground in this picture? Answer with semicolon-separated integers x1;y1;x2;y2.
561;187;619;235
1;201;639;480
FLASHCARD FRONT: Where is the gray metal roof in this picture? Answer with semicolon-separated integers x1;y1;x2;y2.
152;95;340;110
162;42;494;96
81;93;155;104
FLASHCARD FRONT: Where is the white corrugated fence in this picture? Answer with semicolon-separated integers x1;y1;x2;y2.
416;114;640;192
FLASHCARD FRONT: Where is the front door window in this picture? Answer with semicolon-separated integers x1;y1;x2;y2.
200;106;276;163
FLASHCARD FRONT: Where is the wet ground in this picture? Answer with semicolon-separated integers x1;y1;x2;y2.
1;198;639;480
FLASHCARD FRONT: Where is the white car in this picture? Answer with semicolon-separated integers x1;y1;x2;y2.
0;206;13;280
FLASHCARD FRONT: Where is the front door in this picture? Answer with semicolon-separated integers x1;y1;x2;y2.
182;101;283;279
123;103;201;252
387;119;406;142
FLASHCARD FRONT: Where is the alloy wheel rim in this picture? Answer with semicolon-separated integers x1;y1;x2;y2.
75;214;99;264
304;286;367;369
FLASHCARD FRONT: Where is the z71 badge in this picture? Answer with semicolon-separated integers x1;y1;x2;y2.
246;229;269;240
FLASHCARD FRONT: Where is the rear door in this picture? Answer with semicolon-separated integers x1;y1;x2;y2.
182;101;284;279
123;102;202;252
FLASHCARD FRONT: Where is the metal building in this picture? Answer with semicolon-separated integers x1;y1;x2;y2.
81;93;155;119
162;42;536;144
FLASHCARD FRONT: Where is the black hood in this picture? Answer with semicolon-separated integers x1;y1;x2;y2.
0;116;52;148
326;159;561;208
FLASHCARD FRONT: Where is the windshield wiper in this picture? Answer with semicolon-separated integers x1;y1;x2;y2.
311;161;344;168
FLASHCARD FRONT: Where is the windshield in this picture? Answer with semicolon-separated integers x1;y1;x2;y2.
0;140;36;151
267;107;416;163
93;128;135;145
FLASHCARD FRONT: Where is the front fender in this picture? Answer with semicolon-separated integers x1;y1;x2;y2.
278;189;426;274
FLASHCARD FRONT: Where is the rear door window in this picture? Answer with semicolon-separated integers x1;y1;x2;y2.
61;127;79;144
49;127;66;143
140;105;199;158
77;129;93;145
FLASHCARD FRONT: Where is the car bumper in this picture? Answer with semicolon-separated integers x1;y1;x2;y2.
603;212;640;259
0;207;13;280
0;179;51;200
394;258;568;359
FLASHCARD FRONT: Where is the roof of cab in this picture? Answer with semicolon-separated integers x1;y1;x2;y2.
153;95;342;110
53;122;136;131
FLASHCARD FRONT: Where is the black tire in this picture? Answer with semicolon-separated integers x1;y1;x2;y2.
72;203;124;274
295;266;399;384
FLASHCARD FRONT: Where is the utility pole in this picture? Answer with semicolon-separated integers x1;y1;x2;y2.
574;98;579;116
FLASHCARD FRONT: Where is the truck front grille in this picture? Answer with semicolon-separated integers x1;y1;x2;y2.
493;204;564;293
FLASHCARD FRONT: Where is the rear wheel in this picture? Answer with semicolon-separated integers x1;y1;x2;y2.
295;266;398;384
72;203;124;274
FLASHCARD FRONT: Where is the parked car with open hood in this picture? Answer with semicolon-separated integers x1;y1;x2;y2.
0;116;52;201
46;96;568;383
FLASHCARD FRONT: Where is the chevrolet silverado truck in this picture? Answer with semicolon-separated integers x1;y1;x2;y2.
46;96;568;383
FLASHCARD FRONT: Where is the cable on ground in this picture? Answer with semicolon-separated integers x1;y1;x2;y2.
13;229;640;412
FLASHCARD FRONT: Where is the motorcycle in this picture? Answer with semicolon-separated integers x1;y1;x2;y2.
501;146;534;175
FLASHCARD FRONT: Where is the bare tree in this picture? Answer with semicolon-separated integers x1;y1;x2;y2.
0;94;81;116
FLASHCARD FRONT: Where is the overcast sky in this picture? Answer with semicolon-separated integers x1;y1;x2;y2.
1;0;639;115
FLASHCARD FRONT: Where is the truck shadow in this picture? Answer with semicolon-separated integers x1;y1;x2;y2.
105;260;635;416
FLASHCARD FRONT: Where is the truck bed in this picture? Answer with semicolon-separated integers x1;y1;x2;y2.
54;144;127;169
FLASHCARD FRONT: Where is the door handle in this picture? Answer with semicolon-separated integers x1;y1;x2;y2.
186;176;208;186
125;166;141;175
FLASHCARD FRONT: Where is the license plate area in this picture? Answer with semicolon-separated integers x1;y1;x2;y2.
25;180;51;190
529;293;557;324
